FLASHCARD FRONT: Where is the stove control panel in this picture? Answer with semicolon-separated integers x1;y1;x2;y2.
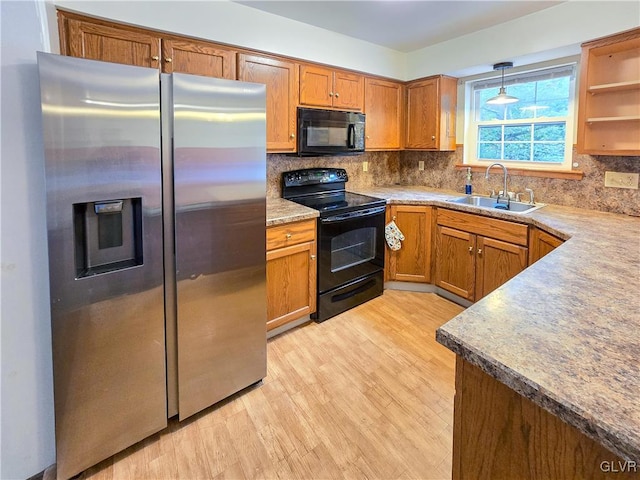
283;168;348;187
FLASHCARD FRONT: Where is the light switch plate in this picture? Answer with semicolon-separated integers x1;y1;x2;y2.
418;161;425;171
604;171;639;189
362;161;368;172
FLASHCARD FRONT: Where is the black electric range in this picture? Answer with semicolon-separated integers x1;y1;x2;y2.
282;168;386;322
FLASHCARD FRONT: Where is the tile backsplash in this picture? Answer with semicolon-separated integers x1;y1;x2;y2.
267;147;640;216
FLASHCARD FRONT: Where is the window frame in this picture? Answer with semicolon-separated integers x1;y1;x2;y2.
463;62;578;172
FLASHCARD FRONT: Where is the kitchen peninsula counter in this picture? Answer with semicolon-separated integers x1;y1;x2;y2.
355;186;640;466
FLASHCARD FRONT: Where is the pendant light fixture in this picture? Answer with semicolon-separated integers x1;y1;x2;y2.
486;62;519;105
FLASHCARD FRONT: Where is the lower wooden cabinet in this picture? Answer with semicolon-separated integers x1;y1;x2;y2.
453;357;637;480
435;209;528;302
386;205;433;283
529;227;564;264
266;219;317;332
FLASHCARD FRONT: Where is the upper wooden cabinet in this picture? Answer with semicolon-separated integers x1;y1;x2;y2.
577;27;640;156
62;16;160;68
364;78;403;150
59;11;236;79
238;54;299;153
162;39;235;78
405;75;457;151
300;65;364;111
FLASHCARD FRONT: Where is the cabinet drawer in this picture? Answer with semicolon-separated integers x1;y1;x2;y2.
436;209;528;246
267;219;316;250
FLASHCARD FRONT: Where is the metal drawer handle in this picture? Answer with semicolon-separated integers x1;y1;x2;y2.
285;233;292;239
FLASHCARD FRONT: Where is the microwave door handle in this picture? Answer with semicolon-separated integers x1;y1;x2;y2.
347;124;355;148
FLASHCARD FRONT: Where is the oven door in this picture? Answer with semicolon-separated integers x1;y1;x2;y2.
318;206;385;293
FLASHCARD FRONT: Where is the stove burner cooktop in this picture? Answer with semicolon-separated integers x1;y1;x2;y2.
282;168;386;217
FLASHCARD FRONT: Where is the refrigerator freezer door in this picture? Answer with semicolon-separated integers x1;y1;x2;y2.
38;53;167;480
171;73;267;420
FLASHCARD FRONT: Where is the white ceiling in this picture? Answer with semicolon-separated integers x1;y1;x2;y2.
234;1;564;53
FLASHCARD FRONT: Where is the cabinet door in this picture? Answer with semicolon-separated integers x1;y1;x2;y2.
65;17;160;68
300;65;333;107
435;225;475;300
406;78;438;149
266;241;316;332
238;54;299;152
365;78;402;150
333;71;364;110
387;205;432;283
162;39;235;78
475;236;528;301
529;227;564;265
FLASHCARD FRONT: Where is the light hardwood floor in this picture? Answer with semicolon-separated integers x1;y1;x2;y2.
68;290;464;480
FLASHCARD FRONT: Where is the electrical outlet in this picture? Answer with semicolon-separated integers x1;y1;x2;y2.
362;161;368;172
604;171;639;189
418;160;425;171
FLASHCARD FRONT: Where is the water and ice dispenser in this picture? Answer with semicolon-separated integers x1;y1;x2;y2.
73;198;143;277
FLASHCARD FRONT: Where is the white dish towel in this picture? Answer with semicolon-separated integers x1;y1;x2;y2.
385;220;405;251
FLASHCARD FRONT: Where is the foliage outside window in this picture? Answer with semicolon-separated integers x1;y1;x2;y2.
465;64;576;170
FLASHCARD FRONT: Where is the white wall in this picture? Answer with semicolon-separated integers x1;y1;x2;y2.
0;1;56;478
407;1;640;79
54;0;406;79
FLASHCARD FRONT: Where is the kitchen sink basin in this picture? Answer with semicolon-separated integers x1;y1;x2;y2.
446;195;545;214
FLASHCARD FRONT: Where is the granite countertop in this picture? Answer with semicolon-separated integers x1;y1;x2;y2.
352;185;640;463
266;198;318;227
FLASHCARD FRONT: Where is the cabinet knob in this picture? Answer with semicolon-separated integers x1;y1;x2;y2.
432;135;436;140
290;133;295;139
310;254;316;260
165;58;172;63
329;92;334;97
468;246;473;253
477;248;482;255
151;55;159;61
285;233;292;239
335;92;340;98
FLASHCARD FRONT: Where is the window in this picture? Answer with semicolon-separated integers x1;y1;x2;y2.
465;64;576;170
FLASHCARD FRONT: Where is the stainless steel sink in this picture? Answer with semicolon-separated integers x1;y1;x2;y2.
446;195;545;214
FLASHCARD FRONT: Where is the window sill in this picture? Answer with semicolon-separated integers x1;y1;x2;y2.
454;164;584;180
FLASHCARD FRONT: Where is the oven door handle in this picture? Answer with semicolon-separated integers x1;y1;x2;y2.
320;206;386;224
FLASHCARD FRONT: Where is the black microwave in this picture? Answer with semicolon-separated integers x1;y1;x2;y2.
297;107;365;156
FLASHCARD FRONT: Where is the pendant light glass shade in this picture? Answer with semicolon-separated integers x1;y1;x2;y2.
486;62;519;105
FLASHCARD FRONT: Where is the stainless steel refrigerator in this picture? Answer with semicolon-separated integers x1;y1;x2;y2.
37;52;267;479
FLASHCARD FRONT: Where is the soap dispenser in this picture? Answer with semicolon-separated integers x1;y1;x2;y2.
465;167;473;195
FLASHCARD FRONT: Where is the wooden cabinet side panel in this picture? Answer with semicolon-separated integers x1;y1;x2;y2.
162;39;235;78
364;78;402;150
439;76;458;151
475;236;528;301
238;54;299;152
65;17;160;68
435;225;475;300
453;357;638;480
